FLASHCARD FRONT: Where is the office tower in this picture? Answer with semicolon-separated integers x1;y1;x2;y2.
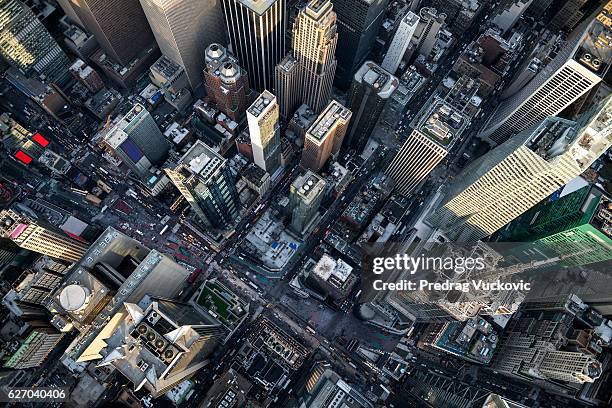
301;100;351;172
289;171;326;234
89;296;225;396
0;210;89;262
67;0;155;66
550;0;589;32
0;240;21;268
221;0;286;92
275;54;301;119
57;0;84;27
247;90;282;174
165;140;240;229
3;259;70;318
301;363;373;408
525;0;554;18
492;295;604;387
479;6;611;146
104;104;169;178
385;130;447;195
344;61;398;153
332;0;390;89
4;325;63;369
0;0;71;84
429;97;612;242
492;0;533;35
386;75;480;195
490;185;611;267
381;11;420;73
203;43;252;122
413;7;445;58
139;0;226;89
292;0;338;113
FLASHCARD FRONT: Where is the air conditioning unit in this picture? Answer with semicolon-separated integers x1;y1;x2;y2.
147;311;161;325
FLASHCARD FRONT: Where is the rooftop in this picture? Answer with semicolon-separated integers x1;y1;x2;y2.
292;171;326;201
312;254;353;283
150;55;183;82
248;90;276;117
178;140;226;180
355;61;398;98
306;100;351;142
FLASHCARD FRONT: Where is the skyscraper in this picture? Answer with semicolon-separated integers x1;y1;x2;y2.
332;0;390;89
386;75;480;195
139;0;226;89
385;129;448;195
104;103;170;178
0;210;89;262
67;0;155;66
275;54;301;119
301;100;351;172
292;0;338;113
490;185;612;267
413;7;445;59
4;325;63;369
429;97;612;242
381;11;420;74
221;0;286;92
88;296;225;396
247;90;282;174
344;61;398;153
0;0;71;84
165;141;240;229
290;171;326;234
203;43;253;122
478;6;612;146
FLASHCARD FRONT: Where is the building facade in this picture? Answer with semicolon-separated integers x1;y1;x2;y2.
221;0;286;92
290;171;326;234
203;43;252;121
275;54;301;119
67;0;156;66
292;0;338;113
381;11;420;74
301;100;351;172
344;61;398;153
478;7;611;146
139;0;227;89
0;210;89;262
0;0;71;84
430;97;612;242
165;140;240;229
247;90;282;174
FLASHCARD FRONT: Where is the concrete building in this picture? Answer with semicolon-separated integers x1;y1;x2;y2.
413;7;446;59
242;163;271;195
430;96;612;242
88;296;225;397
203;43;252;122
0;209;89;263
69;59;104;93
290;171;326;235
344;61;398;153
4;325;63;369
221;0;286;92
479;6;612;146
490;185;611;268
139;0;226;89
332;0;390;89
62;24;97;59
292;0;338;112
308;254;356;300
381;11;420;74
103;104;169;178
247;90;282;174
165;140;240;229
0;0;71;84
300;363;373;408
492;0;533;35
386;75;481;195
66;0;156;66
275;54;301;119
301;100;351;172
